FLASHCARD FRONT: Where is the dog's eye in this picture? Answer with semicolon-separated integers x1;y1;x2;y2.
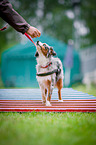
50;47;53;50
45;47;48;50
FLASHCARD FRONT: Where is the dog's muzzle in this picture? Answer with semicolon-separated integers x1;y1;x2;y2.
36;41;42;49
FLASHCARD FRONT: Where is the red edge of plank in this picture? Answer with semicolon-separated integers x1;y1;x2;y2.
0;108;96;112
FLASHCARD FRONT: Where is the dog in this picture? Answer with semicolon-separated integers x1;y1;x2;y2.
35;41;64;106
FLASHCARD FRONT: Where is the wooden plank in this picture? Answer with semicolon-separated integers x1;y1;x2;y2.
0;100;96;112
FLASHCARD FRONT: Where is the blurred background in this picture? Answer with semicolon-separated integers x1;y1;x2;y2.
0;0;96;94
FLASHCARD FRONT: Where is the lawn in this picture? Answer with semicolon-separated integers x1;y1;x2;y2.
72;84;96;97
0;112;96;145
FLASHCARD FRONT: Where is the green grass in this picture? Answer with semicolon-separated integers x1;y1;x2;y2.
0;112;96;145
72;84;96;97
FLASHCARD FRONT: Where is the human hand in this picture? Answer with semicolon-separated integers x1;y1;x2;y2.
26;26;41;38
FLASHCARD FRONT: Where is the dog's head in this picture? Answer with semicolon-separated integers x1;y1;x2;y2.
35;41;56;58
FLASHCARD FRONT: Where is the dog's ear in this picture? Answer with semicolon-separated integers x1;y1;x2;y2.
50;47;56;56
52;50;56;56
35;51;39;57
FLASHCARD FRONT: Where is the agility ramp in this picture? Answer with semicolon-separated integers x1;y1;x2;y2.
0;88;96;112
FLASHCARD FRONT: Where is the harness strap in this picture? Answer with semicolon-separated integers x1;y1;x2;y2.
36;68;61;77
36;69;57;76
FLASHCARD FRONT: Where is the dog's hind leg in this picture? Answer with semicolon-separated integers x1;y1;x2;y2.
45;89;47;96
42;94;46;104
56;78;63;102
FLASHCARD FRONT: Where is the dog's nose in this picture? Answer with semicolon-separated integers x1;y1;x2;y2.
36;41;39;45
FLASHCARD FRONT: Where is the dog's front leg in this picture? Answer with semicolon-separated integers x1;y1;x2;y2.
46;80;52;106
40;85;46;104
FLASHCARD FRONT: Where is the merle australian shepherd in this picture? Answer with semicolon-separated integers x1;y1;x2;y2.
35;41;64;106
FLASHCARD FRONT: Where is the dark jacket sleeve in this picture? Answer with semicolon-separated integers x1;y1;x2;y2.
0;0;30;34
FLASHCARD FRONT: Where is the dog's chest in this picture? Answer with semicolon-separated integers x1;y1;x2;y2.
36;56;63;86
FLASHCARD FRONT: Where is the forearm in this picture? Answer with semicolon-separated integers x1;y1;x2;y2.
0;0;30;34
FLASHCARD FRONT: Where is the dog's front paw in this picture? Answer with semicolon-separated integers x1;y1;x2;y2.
58;99;63;102
46;101;51;106
42;100;46;104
